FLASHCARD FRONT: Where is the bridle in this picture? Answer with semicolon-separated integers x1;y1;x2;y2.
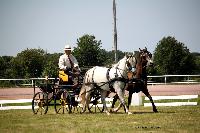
114;55;136;79
139;48;153;68
126;55;136;71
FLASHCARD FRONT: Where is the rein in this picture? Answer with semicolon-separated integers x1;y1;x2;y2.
82;56;136;94
82;76;129;95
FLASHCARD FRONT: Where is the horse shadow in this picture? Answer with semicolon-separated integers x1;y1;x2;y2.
132;110;175;114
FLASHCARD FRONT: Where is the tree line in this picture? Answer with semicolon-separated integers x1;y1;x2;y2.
0;34;200;81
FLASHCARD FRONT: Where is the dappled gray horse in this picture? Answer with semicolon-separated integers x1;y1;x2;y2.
79;55;136;115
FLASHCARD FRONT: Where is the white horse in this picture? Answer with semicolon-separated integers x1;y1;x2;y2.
79;55;136;115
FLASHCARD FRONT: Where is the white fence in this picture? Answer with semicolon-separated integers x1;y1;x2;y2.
0;75;200;87
147;75;200;85
0;77;55;87
144;95;198;107
0;99;32;110
0;75;199;110
0;98;114;111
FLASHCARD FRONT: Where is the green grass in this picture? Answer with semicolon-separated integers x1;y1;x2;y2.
3;102;32;106
0;105;200;133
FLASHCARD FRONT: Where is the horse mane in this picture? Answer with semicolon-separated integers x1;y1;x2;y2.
135;51;149;79
112;56;127;68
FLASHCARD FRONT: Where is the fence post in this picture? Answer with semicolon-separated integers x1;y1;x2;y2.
33;80;35;96
131;92;142;106
31;80;33;87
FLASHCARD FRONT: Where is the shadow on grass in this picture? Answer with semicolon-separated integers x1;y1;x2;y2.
132;110;175;114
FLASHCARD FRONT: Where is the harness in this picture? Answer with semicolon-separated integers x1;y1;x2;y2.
83;56;137;94
84;67;130;95
106;68;111;81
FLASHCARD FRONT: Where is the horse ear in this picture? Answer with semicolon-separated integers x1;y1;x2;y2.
125;54;128;58
124;52;129;58
139;48;141;51
134;51;140;60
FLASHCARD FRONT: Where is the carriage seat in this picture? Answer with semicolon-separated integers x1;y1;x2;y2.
59;70;69;82
58;70;75;85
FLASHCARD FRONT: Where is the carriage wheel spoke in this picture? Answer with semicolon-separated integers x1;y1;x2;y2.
35;107;40;114
32;92;48;115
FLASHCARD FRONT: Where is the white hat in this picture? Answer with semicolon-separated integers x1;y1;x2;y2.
64;45;72;51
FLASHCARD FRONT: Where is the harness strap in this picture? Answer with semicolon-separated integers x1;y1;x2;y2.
106;68;111;81
115;66;128;81
91;67;97;83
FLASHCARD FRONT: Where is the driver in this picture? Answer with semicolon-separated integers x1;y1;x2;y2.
58;44;80;84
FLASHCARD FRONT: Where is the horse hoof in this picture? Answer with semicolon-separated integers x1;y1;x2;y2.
80;110;85;114
89;111;93;113
154;110;158;113
106;111;111;115
128;112;132;115
153;108;158;113
113;108;118;112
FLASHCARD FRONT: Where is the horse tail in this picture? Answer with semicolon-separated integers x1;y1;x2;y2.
79;84;86;105
79;68;91;105
79;67;96;106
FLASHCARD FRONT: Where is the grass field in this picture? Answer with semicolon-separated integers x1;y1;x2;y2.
0;105;200;133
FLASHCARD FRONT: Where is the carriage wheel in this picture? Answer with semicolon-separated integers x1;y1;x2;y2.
71;104;83;113
54;90;72;114
69;95;83;114
88;95;104;113
32;92;48;114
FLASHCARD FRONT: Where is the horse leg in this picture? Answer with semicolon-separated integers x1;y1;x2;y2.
127;90;133;110
115;87;132;115
101;90;110;115
111;93;126;113
113;103;123;112
126;83;133;110
127;83;140;110
85;91;93;113
79;85;87;113
111;94;118;108
110;94;121;112
142;86;158;113
80;85;92;113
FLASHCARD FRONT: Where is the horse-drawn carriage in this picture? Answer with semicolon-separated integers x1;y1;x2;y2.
32;69;106;114
32;47;158;115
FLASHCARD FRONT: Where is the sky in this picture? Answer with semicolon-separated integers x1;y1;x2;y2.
0;0;200;56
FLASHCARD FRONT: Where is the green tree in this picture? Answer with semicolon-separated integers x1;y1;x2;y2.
42;53;61;78
11;48;46;78
153;36;196;75
0;56;13;78
105;50;125;66
192;52;200;74
73;34;106;67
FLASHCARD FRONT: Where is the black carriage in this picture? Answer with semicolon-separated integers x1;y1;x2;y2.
32;69;83;114
31;70;104;114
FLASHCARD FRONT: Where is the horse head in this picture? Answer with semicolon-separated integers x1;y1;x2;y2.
139;47;153;67
125;54;136;71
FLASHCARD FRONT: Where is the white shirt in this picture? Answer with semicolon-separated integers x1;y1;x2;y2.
58;54;79;70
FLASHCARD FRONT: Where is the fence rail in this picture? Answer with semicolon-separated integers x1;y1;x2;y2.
1;75;199;87
0;99;32;110
144;95;198;106
147;75;200;85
